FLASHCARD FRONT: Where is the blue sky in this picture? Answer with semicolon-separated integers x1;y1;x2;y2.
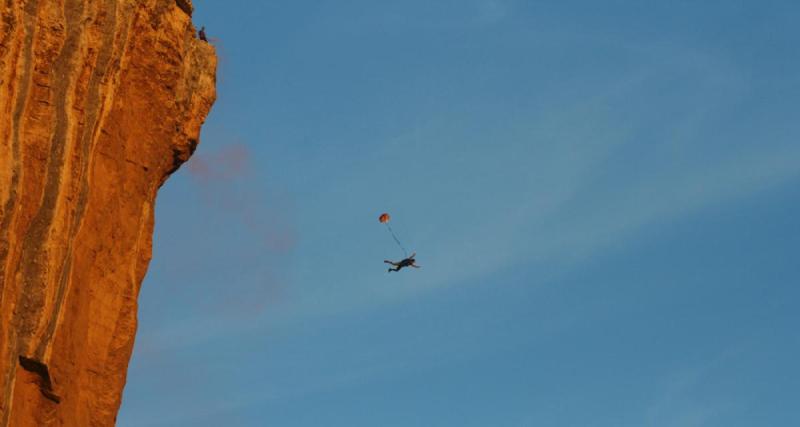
118;1;800;426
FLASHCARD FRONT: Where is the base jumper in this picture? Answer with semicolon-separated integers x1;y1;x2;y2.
384;253;420;273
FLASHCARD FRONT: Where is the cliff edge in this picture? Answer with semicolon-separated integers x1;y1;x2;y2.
0;0;216;425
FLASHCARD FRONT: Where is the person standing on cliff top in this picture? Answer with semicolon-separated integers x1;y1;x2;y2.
198;26;208;42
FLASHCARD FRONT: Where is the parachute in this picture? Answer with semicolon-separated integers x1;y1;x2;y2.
378;212;407;257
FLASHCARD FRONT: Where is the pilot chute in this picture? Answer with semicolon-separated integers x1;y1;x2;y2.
378;212;407;256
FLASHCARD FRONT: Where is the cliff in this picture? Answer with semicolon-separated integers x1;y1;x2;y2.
0;0;216;425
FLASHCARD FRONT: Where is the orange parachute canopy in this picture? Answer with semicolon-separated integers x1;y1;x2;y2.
378;213;390;223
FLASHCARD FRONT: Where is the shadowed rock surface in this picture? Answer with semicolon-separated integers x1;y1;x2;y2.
0;0;216;425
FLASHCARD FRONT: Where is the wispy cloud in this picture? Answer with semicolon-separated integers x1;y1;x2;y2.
474;0;513;25
642;341;749;427
137;5;800;355
276;37;800;322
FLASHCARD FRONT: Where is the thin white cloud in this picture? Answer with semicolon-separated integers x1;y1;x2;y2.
474;0;512;24
274;39;800;323
138;15;800;347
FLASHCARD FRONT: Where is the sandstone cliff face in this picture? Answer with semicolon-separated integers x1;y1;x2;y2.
0;0;216;425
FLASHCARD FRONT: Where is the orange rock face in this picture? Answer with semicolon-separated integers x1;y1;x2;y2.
0;0;216;425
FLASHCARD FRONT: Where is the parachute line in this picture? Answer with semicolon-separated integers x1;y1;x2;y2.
384;223;408;257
